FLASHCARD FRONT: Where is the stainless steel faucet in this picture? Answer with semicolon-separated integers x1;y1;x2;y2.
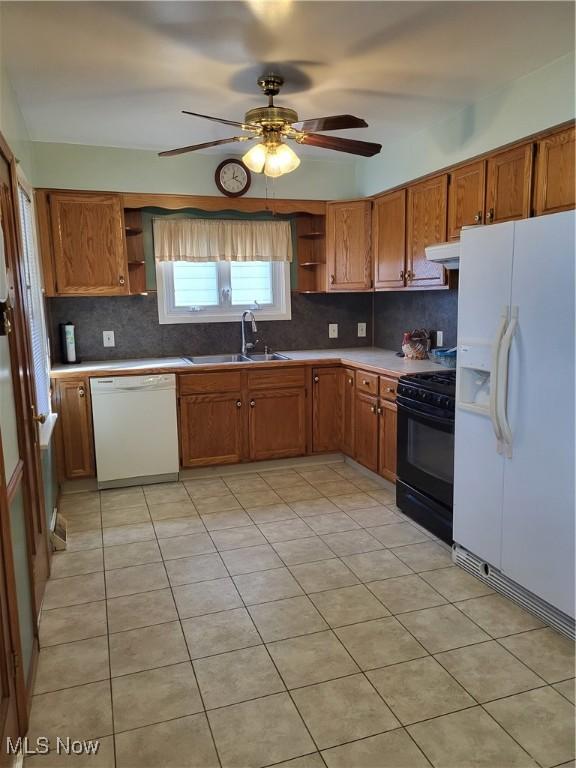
241;310;258;356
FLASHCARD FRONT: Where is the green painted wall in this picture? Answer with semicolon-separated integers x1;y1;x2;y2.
32;141;358;199
0;6;35;177
356;53;575;196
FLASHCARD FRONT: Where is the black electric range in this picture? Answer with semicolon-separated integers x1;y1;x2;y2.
395;369;456;544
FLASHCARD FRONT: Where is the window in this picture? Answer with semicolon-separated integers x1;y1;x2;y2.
17;180;52;422
157;260;291;323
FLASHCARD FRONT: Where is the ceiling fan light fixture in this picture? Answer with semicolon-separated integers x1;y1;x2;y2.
271;143;301;174
242;142;267;173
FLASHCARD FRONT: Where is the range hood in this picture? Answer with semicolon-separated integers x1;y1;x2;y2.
425;240;460;270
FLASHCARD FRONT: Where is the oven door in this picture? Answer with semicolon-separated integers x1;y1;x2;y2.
397;399;454;509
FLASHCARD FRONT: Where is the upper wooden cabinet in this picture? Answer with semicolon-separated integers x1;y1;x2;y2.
373;190;406;290
39;192;129;296
406;175;448;288
447;161;486;239
486;144;533;225
534;127;575;216
325;200;372;291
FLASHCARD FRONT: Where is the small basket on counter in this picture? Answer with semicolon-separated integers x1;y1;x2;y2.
430;347;457;368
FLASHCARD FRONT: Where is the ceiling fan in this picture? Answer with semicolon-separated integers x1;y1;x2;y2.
159;73;382;177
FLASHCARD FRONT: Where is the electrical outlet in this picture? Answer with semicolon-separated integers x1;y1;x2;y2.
436;330;444;347
357;322;367;338
328;323;338;339
103;331;115;348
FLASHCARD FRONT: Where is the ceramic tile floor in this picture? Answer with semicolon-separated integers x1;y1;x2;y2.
30;461;575;768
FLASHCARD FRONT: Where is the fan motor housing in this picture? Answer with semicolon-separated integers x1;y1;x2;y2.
245;106;298;129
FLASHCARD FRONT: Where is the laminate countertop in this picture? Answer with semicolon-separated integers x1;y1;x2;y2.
51;348;440;379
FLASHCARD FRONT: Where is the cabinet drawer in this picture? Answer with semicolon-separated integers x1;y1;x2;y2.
247;367;306;390
379;376;398;401
356;370;378;395
179;372;242;395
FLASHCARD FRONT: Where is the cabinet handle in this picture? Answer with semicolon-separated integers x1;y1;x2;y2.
119;275;126;286
236;400;242;408
400;270;404;280
362;379;370;386
405;270;413;281
377;406;383;415
486;208;494;223
329;274;335;284
33;412;47;424
313;376;319;383
348;378;353;385
386;387;395;393
78;387;85;398
250;400;256;408
370;405;376;414
474;211;482;224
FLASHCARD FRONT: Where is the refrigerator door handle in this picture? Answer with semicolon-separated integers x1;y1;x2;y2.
497;305;519;458
490;307;509;450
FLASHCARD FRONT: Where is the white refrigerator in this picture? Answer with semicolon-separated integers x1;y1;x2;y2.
453;210;574;635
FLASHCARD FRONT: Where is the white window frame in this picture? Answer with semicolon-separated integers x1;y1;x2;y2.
16;171;56;447
156;260;292;324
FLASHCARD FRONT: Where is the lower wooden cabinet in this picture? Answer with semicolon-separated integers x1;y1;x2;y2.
353;370;398;481
354;391;379;473
341;368;355;457
378;400;398;482
180;392;244;467
179;368;307;466
54;378;95;479
249;388;306;461
312;367;341;453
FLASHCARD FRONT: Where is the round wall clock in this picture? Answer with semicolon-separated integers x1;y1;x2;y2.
215;159;251;197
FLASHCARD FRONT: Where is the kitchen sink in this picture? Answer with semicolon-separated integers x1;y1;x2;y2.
245;353;290;361
187;354;251;364
186;352;291;365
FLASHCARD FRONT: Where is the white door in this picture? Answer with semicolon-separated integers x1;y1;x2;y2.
501;211;575;617
453;222;514;566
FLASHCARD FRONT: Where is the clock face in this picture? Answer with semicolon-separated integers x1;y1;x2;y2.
216;160;251;197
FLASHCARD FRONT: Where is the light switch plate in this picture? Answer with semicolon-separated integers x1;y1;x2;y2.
357;322;367;338
103;330;115;347
436;330;444;347
328;323;338;339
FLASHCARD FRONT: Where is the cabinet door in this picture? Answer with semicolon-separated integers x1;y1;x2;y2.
341;368;355;457
326;200;372;291
406;175;448;288
180;393;244;467
447;161;486;239
312;367;341;453
57;378;95;478
378;401;397;482
534;127;575;215
50;193;128;295
373;190;406;289
486;144;533;224
354;391;379;472
249;388;306;461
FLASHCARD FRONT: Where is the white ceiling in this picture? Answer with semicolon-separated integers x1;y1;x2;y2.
2;1;574;159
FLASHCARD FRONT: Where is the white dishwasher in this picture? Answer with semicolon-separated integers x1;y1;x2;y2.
90;374;179;488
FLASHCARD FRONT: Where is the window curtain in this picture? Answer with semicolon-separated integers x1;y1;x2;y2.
153;218;293;262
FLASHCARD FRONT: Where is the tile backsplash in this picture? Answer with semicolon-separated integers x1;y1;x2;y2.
47;288;458;363
373;289;458;352
47;292;373;362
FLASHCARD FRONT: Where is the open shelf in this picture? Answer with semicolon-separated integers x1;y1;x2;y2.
294;214;326;294
124;209;148;295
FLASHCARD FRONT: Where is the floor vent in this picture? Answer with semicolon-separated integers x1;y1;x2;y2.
453;544;575;640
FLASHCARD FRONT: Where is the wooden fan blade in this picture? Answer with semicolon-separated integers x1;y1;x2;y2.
159;137;250;157
299;133;381;157
182;110;256;130
291;114;368;132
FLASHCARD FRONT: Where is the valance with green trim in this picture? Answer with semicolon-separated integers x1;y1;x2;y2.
153;217;293;262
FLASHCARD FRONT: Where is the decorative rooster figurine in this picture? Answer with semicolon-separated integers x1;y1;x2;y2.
402;329;431;360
